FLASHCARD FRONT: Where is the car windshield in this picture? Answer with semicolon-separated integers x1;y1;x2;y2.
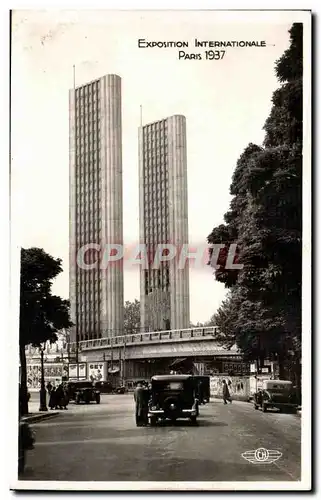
265;383;292;391
154;381;185;391
74;382;93;389
268;388;291;393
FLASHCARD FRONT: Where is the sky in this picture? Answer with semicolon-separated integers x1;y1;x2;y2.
11;10;296;323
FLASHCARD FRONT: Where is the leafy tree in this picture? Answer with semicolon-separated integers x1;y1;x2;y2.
207;24;302;378
19;248;72;414
123;299;140;335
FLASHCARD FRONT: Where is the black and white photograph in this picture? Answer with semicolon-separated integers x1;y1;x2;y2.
9;7;311;491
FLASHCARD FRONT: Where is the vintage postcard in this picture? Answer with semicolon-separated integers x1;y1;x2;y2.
10;8;311;491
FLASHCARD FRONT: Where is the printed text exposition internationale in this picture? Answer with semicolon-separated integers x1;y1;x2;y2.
138;39;267;48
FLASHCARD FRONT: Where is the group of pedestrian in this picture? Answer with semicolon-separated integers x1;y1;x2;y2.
47;382;69;410
134;381;151;427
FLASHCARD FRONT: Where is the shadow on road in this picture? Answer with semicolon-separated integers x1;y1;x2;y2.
197;419;229;427
148;419;228;428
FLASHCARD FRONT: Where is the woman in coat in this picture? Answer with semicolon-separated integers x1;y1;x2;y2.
222;380;232;404
49;387;57;410
134;383;149;426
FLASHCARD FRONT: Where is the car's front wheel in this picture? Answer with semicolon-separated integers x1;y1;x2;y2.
190;415;198;425
149;416;157;426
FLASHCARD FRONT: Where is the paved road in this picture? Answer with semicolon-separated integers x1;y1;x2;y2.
20;394;301;482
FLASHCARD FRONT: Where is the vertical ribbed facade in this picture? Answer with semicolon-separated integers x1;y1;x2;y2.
139;115;190;332
100;75;124;338
69;74;123;343
69;87;77;339
138;126;147;331
167;116;190;330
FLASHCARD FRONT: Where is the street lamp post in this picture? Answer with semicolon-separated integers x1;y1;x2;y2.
39;343;48;412
66;330;70;363
110;335;114;369
76;331;79;380
123;336;126;386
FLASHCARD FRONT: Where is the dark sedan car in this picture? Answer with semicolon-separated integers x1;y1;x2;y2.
67;380;101;404
253;380;298;413
94;381;113;394
148;374;199;425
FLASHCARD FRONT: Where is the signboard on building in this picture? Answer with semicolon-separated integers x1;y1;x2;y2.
222;361;250;374
69;363;87;379
26;363;69;389
210;375;250;399
88;363;105;382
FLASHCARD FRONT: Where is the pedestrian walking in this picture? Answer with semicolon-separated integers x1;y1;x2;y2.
55;384;65;409
61;386;69;410
49;387;57;410
134;383;149;426
46;381;53;395
222;380;232;404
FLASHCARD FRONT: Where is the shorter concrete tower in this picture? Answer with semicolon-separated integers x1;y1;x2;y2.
138;115;190;332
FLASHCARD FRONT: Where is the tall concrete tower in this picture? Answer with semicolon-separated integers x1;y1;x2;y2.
138;115;190;332
69;74;124;343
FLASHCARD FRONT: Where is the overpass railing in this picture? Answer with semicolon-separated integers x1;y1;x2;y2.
69;326;219;352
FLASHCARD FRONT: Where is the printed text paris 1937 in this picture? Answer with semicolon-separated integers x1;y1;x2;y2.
138;38;267;60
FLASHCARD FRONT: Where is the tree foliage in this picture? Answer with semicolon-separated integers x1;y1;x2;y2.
19;247;72;414
207;24;303;373
20;248;72;347
124;299;140;334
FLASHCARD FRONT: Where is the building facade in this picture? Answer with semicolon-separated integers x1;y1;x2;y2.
69;74;124;343
138;115;190;332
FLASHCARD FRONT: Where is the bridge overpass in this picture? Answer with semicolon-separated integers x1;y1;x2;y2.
69;326;239;363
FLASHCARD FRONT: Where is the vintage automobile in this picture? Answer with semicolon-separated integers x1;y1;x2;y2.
94;380;113;394
193;375;210;404
148;374;199;425
115;385;126;394
67;380;101;404
253;380;298;413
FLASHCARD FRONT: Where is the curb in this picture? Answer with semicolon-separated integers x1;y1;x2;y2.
22;412;60;424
